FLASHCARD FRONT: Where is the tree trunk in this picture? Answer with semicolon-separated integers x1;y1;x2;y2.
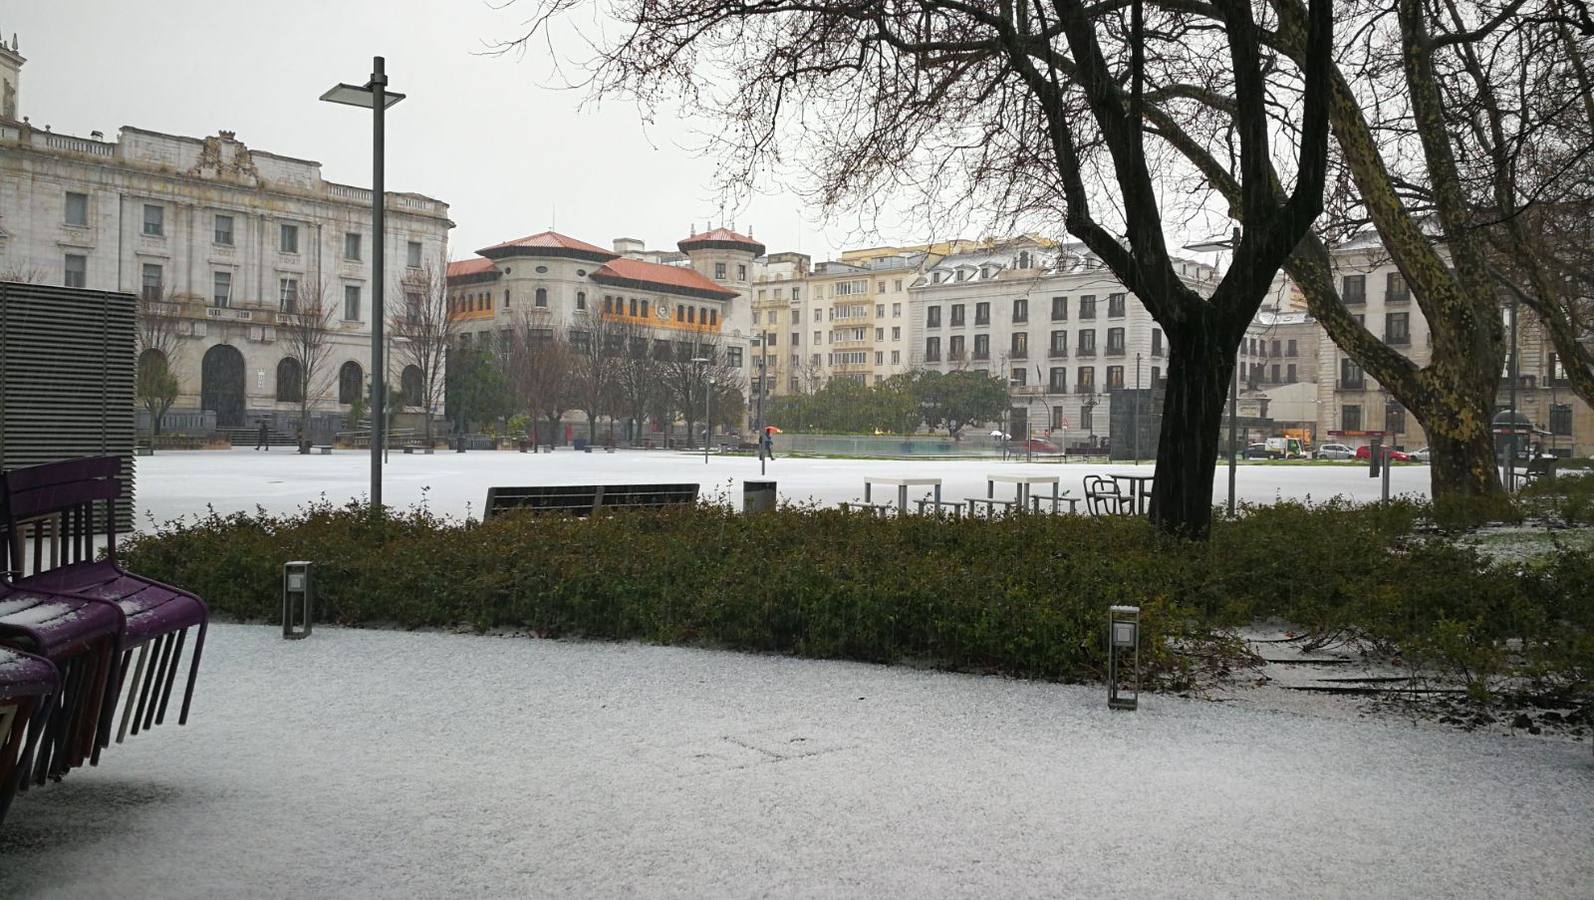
1413;380;1502;496
1149;325;1234;538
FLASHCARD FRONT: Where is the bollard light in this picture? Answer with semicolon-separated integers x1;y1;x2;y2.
1108;604;1140;710
283;561;315;640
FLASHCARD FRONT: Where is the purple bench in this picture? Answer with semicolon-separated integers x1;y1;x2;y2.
0;647;58;827
2;456;208;758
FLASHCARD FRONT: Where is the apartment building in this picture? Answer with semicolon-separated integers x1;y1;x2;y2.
909;237;1219;444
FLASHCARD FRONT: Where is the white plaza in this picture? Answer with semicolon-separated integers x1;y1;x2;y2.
131;448;1433;526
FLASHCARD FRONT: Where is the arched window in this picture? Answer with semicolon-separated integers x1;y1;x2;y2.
338;360;364;405
401;365;424;408
534;288;547;308
276;357;304;402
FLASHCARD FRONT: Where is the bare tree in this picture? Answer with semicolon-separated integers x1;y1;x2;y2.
508;312;576;448
390;259;457;445
610;318;660;445
279;281;337;442
569;308;624;444
135;287;186;438
500;0;1334;536
657;332;743;448
0;264;46;283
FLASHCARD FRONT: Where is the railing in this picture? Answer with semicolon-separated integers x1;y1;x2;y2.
1383;333;1410;346
1049;348;1068;359
1076;348;1097;358
1105;347;1126;357
39;133;115;157
1010;349;1028;360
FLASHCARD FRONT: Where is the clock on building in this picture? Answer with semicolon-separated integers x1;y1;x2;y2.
656;302;671;321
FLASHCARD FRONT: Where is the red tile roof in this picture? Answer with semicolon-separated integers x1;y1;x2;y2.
591;258;740;300
677;227;766;256
477;230;618;260
446;258;495;278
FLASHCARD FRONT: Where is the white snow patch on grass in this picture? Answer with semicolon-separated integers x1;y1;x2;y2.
2;624;1589;898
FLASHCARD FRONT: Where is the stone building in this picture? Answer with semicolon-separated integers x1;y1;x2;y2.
1317;233;1593;456
445;228;761;437
0;41;452;440
908;236;1220;447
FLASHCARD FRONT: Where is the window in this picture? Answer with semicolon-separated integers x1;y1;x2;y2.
65;191;88;227
279;277;299;312
1106;327;1125;355
1077;329;1097;356
276;358;304;402
1151;328;1163;357
876;351;885;365
1151;366;1162;386
1011;332;1028;359
687;307;696;324
875;327;885;341
1079;295;1097;319
1384;312;1410;345
1342;274;1366;304
891;350;900;364
894;280;902;292
1106;366;1125;390
407;241;422;268
1270;364;1281;383
343;284;360;320
280;223;299;254
792;288;801;303
1013;298;1028;323
339;361;364;405
214;214;234;246
788;332;796;346
1051;296;1068;321
973;334;990;360
1340;358;1364;389
504;289;512;308
947;304;964;327
814;330;822;345
1049;367;1067;392
1011;367;1027;386
715;262;727;279
1271;340;1281;357
535;288;548;308
1287;363;1297;382
1050;330;1068;357
1107;293;1126;318
63;254;87;287
877;281;886;294
729;347;743;367
1286;338;1298;357
1549;353;1568;385
974;302;990;325
1386;403;1406;435
927;306;941;328
814;309;822;322
949;335;966;360
710;309;719;326
737;265;746;281
345;232;362;260
142;204;164;237
141;263;163;301
889;327;899;340
211;271;233;307
925;337;941;361
876;304;886;317
1076;366;1096;393
1550;403;1573;436
1385;272;1409;303
580;292;591;312
1342;405;1362;431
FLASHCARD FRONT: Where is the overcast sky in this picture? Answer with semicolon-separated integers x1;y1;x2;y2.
5;0;930;262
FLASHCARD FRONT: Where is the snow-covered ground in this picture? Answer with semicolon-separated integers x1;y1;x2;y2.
2;625;1588;898
132;448;1432;526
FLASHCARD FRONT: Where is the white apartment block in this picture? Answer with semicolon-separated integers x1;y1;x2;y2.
0;38;452;437
909;237;1218;444
1318;234;1592;455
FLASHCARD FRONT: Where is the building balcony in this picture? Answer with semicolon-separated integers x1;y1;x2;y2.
1075;385;1096;394
972;351;990;361
1105;347;1126;357
1048;348;1068;359
1338;379;1366;391
1076;348;1097;358
1010;349;1028;360
1383;334;1410;347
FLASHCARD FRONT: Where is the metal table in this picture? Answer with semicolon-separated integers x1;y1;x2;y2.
1107;474;1155;515
864;476;943;514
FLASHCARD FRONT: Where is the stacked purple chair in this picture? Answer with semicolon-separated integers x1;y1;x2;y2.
0;647;58;826
2;456;207;758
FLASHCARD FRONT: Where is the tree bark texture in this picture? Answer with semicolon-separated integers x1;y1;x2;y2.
1149;316;1234;537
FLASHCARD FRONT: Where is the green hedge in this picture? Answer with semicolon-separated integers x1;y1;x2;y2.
121;500;1590;701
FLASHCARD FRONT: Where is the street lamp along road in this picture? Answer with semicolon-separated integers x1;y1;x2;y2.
691;356;710;464
321;57;404;513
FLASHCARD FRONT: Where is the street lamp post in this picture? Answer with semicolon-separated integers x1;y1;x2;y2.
691;356;710;464
1134;352;1142;465
322;57;404;513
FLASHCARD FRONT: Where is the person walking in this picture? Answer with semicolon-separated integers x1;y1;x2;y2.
256;419;269;451
760;426;776;461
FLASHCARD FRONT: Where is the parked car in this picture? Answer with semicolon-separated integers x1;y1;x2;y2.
1244;443;1271;459
1355;445;1411;462
1410;447;1431;463
1315;443;1355;460
1009;438;1061;454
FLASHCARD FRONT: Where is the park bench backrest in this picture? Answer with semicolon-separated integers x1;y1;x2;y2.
0;456;121;579
1526;457;1558;479
483;483;699;520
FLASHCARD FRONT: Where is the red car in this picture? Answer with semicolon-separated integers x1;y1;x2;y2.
1009;438;1061;454
1354;445;1410;462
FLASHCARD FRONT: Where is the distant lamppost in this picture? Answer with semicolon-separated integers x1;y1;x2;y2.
692;356;710;464
1134;352;1142;465
321;57;404;513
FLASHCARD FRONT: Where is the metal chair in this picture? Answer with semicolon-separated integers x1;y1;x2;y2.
0;646;58;826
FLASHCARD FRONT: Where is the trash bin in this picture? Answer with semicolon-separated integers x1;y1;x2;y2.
744;480;777;514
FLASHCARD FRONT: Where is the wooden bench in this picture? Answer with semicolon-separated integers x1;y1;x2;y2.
966;497;1023;517
483;483;699;520
915;499;966;517
1030;493;1082;515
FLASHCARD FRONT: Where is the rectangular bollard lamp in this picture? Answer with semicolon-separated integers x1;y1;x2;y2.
283;561;314;640
1108;605;1140;710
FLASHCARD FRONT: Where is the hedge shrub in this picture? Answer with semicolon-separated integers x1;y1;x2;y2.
122;499;1591;702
